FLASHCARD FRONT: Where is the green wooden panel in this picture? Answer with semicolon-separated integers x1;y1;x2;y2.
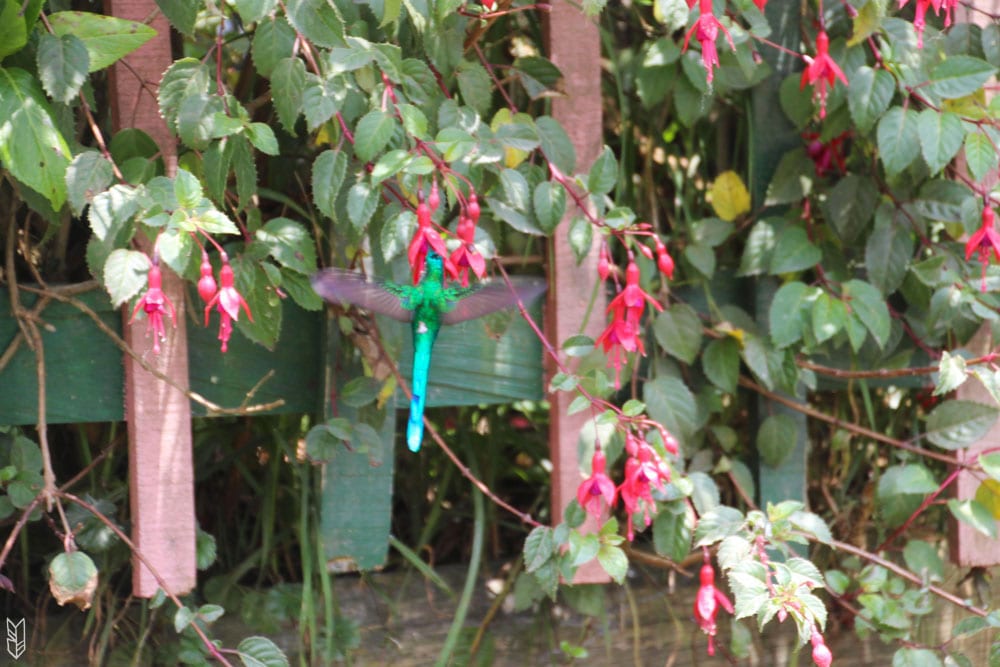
0;287;322;424
0;290;124;425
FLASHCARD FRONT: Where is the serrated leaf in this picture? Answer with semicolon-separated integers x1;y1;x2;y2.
354;109;396;163
843;279;890;348
964;131;999;182
757;414;800;468
380;209;416;262
533;180;565;234
251;17;295;78
644;375;699;441
535;116;576;174
255;217;317;274
918;109;965;175
587;146;617;195
652;303;702;364
455;59;492;118
104;249;150;307
302;75;340;131
312;149;348;220
66;151;114;215
568;214;593;262
903;540;944;582
371;149;411;185
811;291;846;343
596;545;628;584
693;506;745;547
0;68;72;210
979;451;1000;482
0;0;27;61
158;58;210;131
523;526;554;572
155;0;199;35
235;0;278;24
848;66;895;134
935;350;968;395
865;211;914;295
48;11;155;72
768;226;820;274
37;33;89;104
822;175;878;243
929;56;997;99
284;0;344;48
765;148;814;206
702;337;739;394
271;57;306;135
925;400;999;450
48;551;98;611
877;107;921;176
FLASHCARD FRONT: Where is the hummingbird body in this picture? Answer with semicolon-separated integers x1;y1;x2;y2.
311;251;545;452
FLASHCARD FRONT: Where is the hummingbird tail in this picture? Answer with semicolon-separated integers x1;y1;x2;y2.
406;394;425;452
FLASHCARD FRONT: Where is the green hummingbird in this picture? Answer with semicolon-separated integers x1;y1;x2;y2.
311;251;546;452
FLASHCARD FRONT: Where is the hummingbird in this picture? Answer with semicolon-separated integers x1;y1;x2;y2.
311;251;546;452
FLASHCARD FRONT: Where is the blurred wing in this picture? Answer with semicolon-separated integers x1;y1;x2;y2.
442;277;547;325
311;269;413;322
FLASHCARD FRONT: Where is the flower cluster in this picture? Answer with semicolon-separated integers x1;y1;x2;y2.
682;0;735;84
800;30;848;119
595;257;665;388
693;549;734;656
900;0;957;48
406;182;487;286
577;426;679;539
449;192;486;287
201;250;253;353
130;254;177;355
965;202;1000;292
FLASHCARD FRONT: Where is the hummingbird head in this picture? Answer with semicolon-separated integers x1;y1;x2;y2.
425;249;444;270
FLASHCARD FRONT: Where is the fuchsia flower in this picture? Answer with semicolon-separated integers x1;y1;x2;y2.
197;251;218;303
618;435;670;539
576;449;617;521
800;30;848;119
682;0;735;84
407;192;455;284
693;551;734;656
595;259;663;388
203;252;253;353
449;195;486;288
966;204;1000;292
130;256;177;354
899;0;957;48
804;131;849;177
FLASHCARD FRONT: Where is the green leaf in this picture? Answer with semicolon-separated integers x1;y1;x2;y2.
65;151;114;216
929;56;997;99
312;150;348;220
947;499;997;539
158;58;210;132
652;303;702;364
173;168;203;209
567;214;592;262
173;606;196;633
0;0;28;60
877;107;921;176
155;0;199;36
255;217;317;274
354;109;396;163
251;17;295;78
271;57;307;135
693;506;745;547
843;279;891;348
902;540;944;582
340;376;381;408
587;146;617;195
925;400;999;450
346;181;379;233
302;74;340;131
523;525;555;572
513;56;564;99
284;0;344;48
918;109;965;175
737;219;776;276
865;210;914;294
236;637;288;667
644;375;699;441
176;93;224;150
934;350;968;395
964;130;999;183
702;337;740;394
235;0;279;24
848;66;896;134
811;291;847;343
0;68;72;210
48;11;156;72
562;334;594;357
37;33;89;104
979;452;1000;482
878;464;939;497
380;210;416;262
455;59;492;118
765;148;814;206
196;528;217;570
652;502;692;562
596;545;628;584
371;149;411;185
533;180;565;234
769;226;821;274
893;647;943;667
48;551;98;610
104;249;149;307
822;174;878;243
535;116;576;174
246;123;279;156
757;413;799;468
769;281;810;348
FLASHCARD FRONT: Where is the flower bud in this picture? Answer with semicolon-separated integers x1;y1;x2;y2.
198;252;217;303
467;192;480;224
429;181;440;212
597;244;611;281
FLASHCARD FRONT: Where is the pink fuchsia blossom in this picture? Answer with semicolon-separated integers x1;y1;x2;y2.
965;204;1000;292
800;30;848;119
811;625;833;667
130;257;177;355
618;435;670;540
803;131;849;177
449;215;487;288
596;259;664;388
407;194;455;284
693;552;734;656
197;251;218;304
576;449;617;521
203;253;253;353
899;0;956;48
682;0;735;84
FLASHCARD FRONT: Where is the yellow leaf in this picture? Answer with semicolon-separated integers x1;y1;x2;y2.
709;171;750;222
975;479;1000;520
847;0;884;47
491;108;530;169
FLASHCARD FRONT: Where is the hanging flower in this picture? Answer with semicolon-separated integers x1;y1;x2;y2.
130;256;177;355
449;215;487;288
407;193;454;284
618;435;670;539
965;204;1000;292
203;253;253;353
682;0;735;84
596;259;664;388
693;551;734;656
800;30;848;119
197;251;218;303
899;0;955;47
576;449;617;521
654;237;675;279
803;131;849;177
811;625;833;667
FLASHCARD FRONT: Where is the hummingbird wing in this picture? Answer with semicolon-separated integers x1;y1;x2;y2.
441;277;547;325
311;269;414;322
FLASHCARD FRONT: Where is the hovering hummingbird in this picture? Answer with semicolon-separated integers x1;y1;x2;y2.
311;251;546;452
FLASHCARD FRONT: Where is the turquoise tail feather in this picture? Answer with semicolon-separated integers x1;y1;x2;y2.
406;329;434;452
